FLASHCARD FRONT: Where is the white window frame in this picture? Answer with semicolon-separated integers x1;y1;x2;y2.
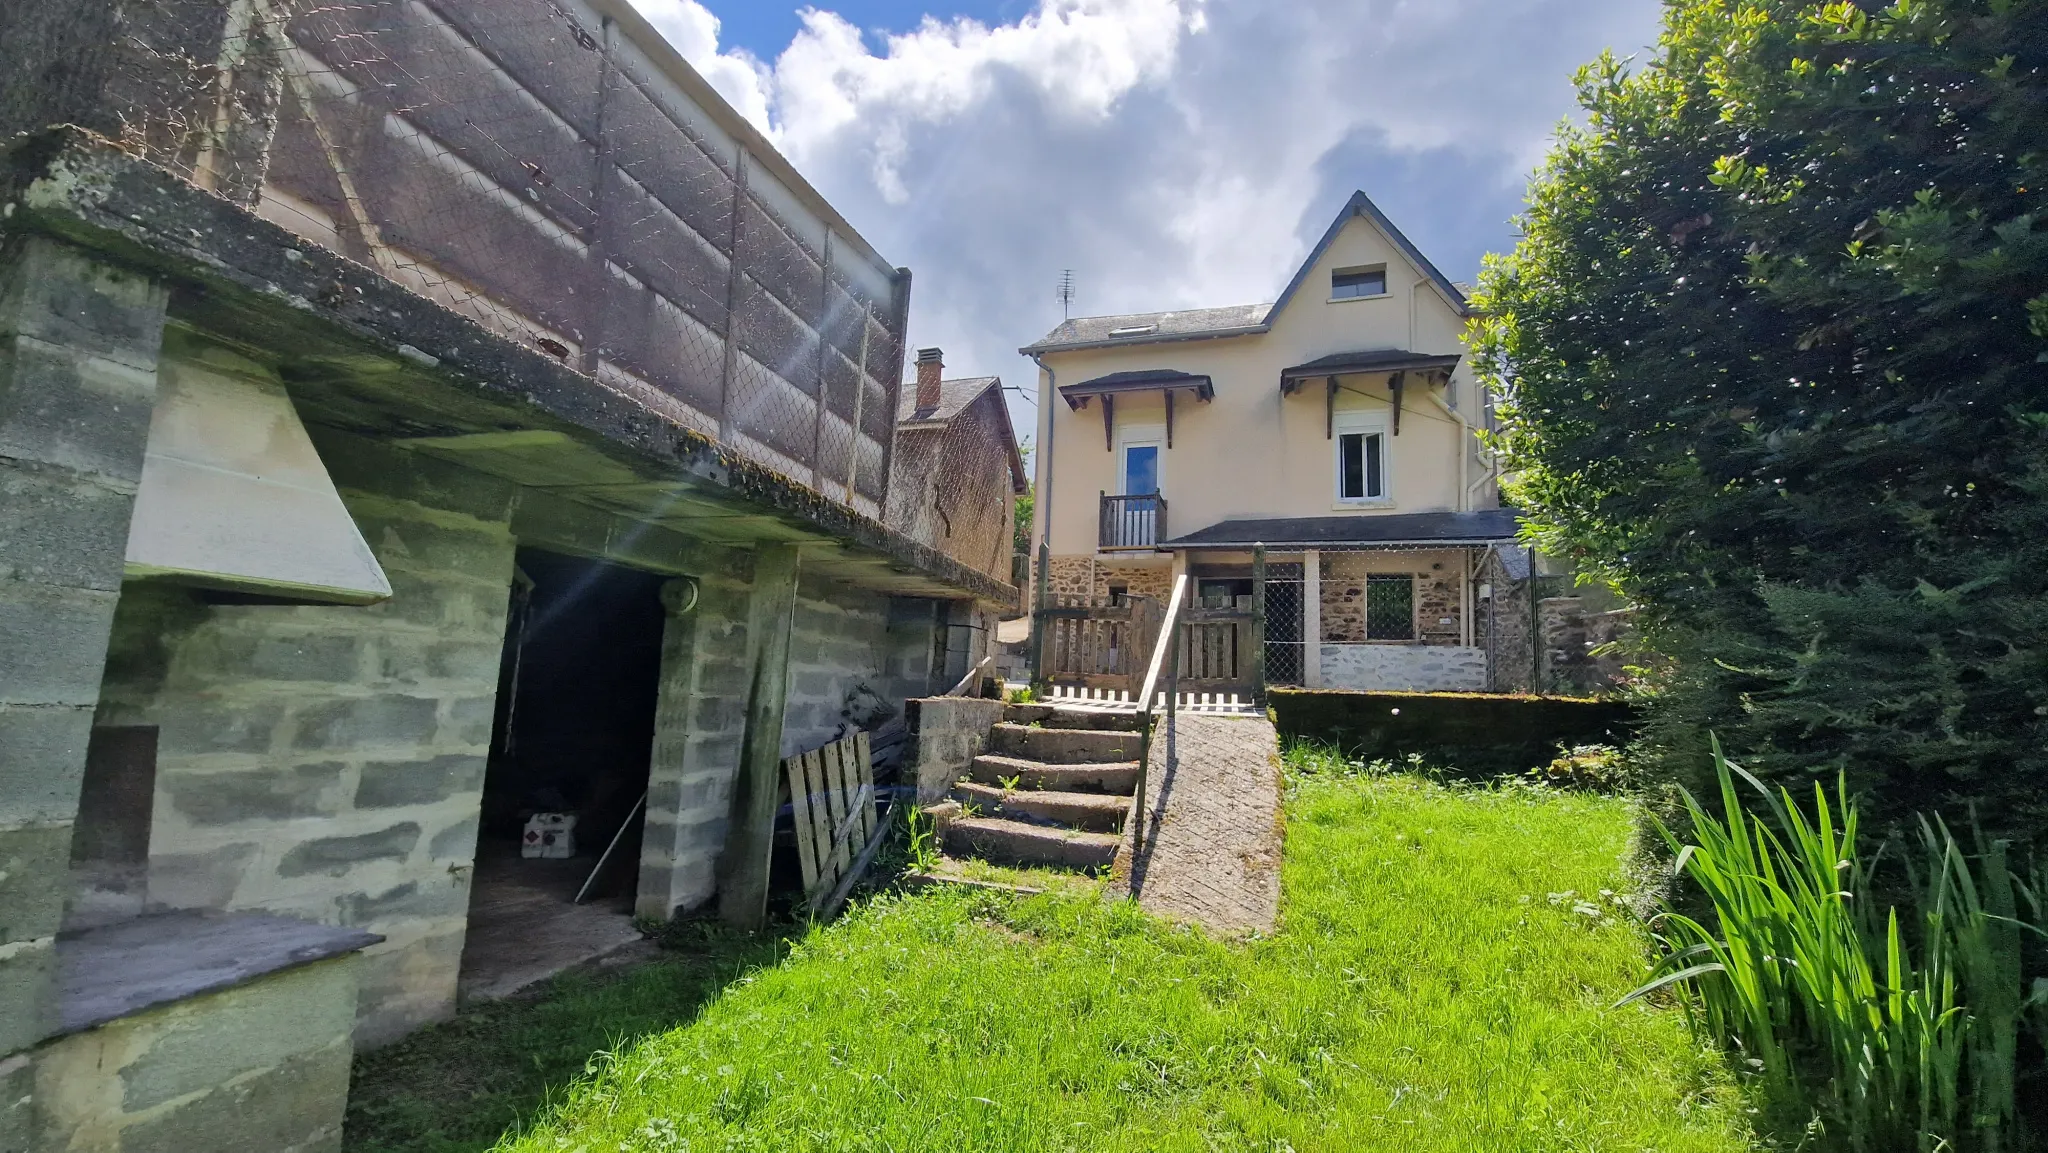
1117;424;1165;496
1331;412;1392;507
1329;264;1390;302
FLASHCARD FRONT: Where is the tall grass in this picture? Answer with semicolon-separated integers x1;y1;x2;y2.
1627;740;2048;1151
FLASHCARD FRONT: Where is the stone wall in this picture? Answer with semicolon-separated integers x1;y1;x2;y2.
904;697;1006;804
1540;598;1633;696
637;556;944;921
30;955;358;1153
1319;550;1465;645
0;239;168;1065
1092;559;1172;603
88;427;519;1049
1319;644;1487;692
1045;555;1095;600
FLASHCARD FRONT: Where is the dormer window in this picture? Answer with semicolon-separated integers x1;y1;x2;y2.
1331;267;1387;300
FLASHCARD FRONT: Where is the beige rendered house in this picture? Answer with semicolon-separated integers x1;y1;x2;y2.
1022;192;1527;693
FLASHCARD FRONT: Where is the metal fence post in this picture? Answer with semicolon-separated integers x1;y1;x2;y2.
1251;543;1267;707
1030;539;1051;691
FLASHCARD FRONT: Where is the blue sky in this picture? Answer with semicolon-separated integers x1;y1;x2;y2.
705;1;1033;59
639;0;1665;438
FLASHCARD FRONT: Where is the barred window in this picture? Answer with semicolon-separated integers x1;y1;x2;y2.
1365;574;1415;641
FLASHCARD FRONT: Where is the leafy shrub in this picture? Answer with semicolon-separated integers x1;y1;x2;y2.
1530;744;1633;791
1628;741;2048;1150
1474;0;2048;846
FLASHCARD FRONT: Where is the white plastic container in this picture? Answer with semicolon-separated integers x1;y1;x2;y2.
521;813;577;859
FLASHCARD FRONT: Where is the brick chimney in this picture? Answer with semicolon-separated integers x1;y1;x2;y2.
915;347;944;412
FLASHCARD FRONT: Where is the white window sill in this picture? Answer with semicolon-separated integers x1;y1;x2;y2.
1331;499;1395;511
1327;293;1392;304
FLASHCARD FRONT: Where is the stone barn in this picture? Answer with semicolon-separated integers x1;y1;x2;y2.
0;0;1016;1148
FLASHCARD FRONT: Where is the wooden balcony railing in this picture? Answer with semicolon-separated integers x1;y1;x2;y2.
1099;493;1167;549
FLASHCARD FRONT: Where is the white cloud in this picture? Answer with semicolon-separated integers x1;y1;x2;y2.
635;0;1662;432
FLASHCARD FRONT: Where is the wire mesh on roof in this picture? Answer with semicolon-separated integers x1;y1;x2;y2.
88;0;909;516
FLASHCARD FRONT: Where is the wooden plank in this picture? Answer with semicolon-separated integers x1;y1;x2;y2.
785;752;820;895
855;732;877;841
800;751;835;895
820;739;854;877
717;543;801;930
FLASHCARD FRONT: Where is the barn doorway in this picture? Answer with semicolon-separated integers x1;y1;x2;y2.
457;549;667;1000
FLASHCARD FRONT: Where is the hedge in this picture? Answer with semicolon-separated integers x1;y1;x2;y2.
1268;689;1638;777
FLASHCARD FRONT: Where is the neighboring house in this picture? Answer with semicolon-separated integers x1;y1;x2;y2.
1023;191;1524;694
0;1;1015;1149
886;348;1029;608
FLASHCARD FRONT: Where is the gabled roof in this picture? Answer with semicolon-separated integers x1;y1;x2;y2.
895;375;1029;494
898;375;1000;424
1019;303;1270;355
1020;191;1469;356
1266;190;1470;325
1163;509;1521;549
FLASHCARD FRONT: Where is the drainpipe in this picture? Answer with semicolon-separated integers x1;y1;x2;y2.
1029;354;1057;688
1423;386;1472;513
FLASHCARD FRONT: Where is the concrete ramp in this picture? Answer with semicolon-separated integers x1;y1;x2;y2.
1121;713;1284;936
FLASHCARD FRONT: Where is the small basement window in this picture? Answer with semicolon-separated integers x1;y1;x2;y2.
1332;267;1387;300
1365;574;1416;641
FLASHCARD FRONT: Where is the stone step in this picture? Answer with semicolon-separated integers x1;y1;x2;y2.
989;723;1143;765
969;753;1138;795
929;810;1122;870
950;781;1127;833
1003;703;1146;732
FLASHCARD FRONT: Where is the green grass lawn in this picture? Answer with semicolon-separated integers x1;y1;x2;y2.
349;764;1754;1152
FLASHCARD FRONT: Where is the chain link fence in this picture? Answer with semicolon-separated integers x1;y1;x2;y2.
39;0;911;517
1247;543;1554;694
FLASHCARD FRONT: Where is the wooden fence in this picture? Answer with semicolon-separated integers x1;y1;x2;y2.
1039;595;1255;698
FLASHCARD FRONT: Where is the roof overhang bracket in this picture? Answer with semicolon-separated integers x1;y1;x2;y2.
1390;371;1405;436
1325;377;1337;440
1165;390;1175;448
1102;393;1115;452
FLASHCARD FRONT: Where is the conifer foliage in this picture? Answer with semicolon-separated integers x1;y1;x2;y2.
1474;0;2048;842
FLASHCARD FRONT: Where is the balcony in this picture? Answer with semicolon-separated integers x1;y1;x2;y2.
1099;492;1167;550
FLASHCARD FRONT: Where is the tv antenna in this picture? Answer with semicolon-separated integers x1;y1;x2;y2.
1056;269;1076;319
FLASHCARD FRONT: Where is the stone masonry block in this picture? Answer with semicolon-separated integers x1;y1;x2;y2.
188;632;364;683
0;824;73;945
0;1052;30;1153
440;696;498;749
276;823;421;878
160;763;345;825
0;460;136;591
292;696;440;753
0;240;168;367
352;928;465;1048
117;1040;352;1153
0;581;119;706
425;816;477;862
0;338;159;483
0;703;94;827
0;936;57;1056
112;960;357;1112
354;755;485;810
157;700;285;756
145;842;259;910
335;877;469;927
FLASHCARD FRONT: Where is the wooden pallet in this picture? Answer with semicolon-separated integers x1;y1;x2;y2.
784;731;884;917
